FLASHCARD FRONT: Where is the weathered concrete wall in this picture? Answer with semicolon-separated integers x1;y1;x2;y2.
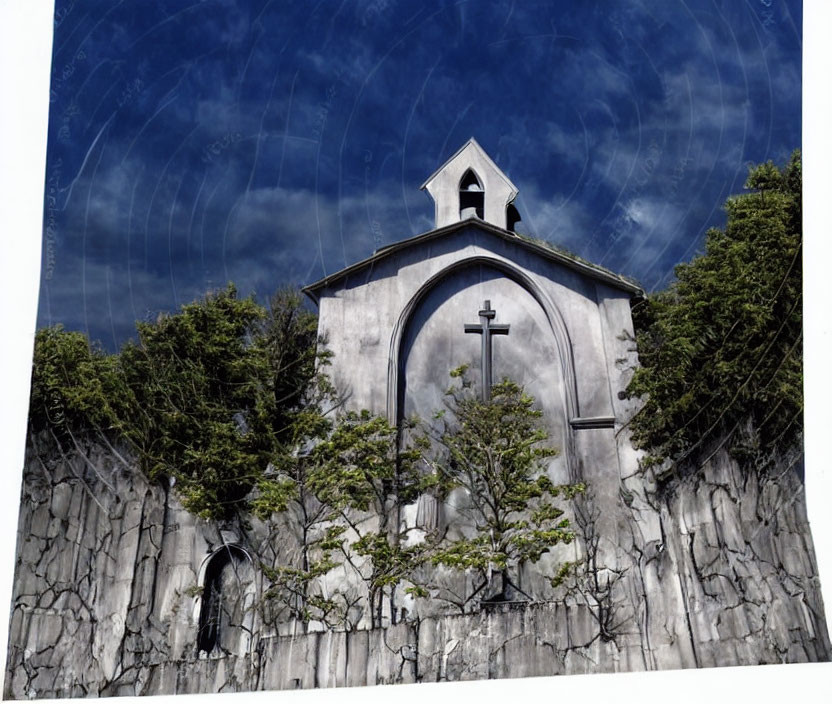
4;437;232;698
315;224;630;424
656;450;828;667
4;434;828;698
314;222;643;553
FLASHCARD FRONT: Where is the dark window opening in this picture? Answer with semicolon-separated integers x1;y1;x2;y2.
459;169;484;220
507;203;522;232
197;545;251;655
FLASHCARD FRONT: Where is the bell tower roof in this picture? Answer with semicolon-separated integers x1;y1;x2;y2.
420;138;519;230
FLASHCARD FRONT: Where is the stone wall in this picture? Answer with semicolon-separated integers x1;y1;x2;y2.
654;451;828;668
4;436;829;698
5;437;215;697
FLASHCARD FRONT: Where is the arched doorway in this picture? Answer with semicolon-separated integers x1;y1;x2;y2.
196;545;256;656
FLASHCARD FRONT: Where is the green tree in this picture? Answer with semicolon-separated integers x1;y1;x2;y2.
250;362;355;630
29;326;122;445
627;151;802;468
422;367;583;604
256;287;320;442
28;283;427;628
28;284;322;521
313;410;425;628
115;285;270;518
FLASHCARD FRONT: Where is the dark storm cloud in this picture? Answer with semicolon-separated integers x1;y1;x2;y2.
39;0;802;349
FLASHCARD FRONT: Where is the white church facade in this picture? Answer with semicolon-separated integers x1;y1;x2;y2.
304;138;645;558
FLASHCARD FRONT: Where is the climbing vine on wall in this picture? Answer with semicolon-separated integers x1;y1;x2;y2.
626;151;803;469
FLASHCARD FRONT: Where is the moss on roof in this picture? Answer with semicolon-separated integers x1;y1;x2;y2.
512;231;644;290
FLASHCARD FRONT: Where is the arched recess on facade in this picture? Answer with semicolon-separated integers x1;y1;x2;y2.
194;544;257;657
386;255;580;467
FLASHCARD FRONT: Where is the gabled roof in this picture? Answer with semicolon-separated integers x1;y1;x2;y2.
302;218;644;304
419;137;518;199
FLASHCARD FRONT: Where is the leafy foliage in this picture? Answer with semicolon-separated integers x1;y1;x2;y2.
117;286;271;517
248;369;347;628
27;296;582;621
253;406;425;629
257;287;321;442
29;326;122;443
29;284;428;627
29;284;319;520
259;524;349;628
423;367;584;600
314;411;425;628
313;410;423;514
627;151;802;467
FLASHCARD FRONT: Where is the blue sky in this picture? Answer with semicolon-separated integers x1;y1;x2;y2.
39;0;802;349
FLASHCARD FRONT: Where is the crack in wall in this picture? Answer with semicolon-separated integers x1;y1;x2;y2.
4;436;829;697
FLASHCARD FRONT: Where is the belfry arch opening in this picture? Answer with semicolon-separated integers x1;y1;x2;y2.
459;169;484;220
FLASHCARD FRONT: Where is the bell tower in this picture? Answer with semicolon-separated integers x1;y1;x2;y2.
420;138;519;230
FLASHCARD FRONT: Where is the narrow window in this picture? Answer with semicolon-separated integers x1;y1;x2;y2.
507;203;522;232
459;169;484;220
197;545;254;655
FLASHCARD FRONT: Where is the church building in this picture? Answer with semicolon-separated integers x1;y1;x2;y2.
303;138;644;551
6;140;827;699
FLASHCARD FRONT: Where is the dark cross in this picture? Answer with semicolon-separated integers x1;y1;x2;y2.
464;300;510;401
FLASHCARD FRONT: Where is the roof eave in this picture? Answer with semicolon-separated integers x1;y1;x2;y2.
302;219;645;301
